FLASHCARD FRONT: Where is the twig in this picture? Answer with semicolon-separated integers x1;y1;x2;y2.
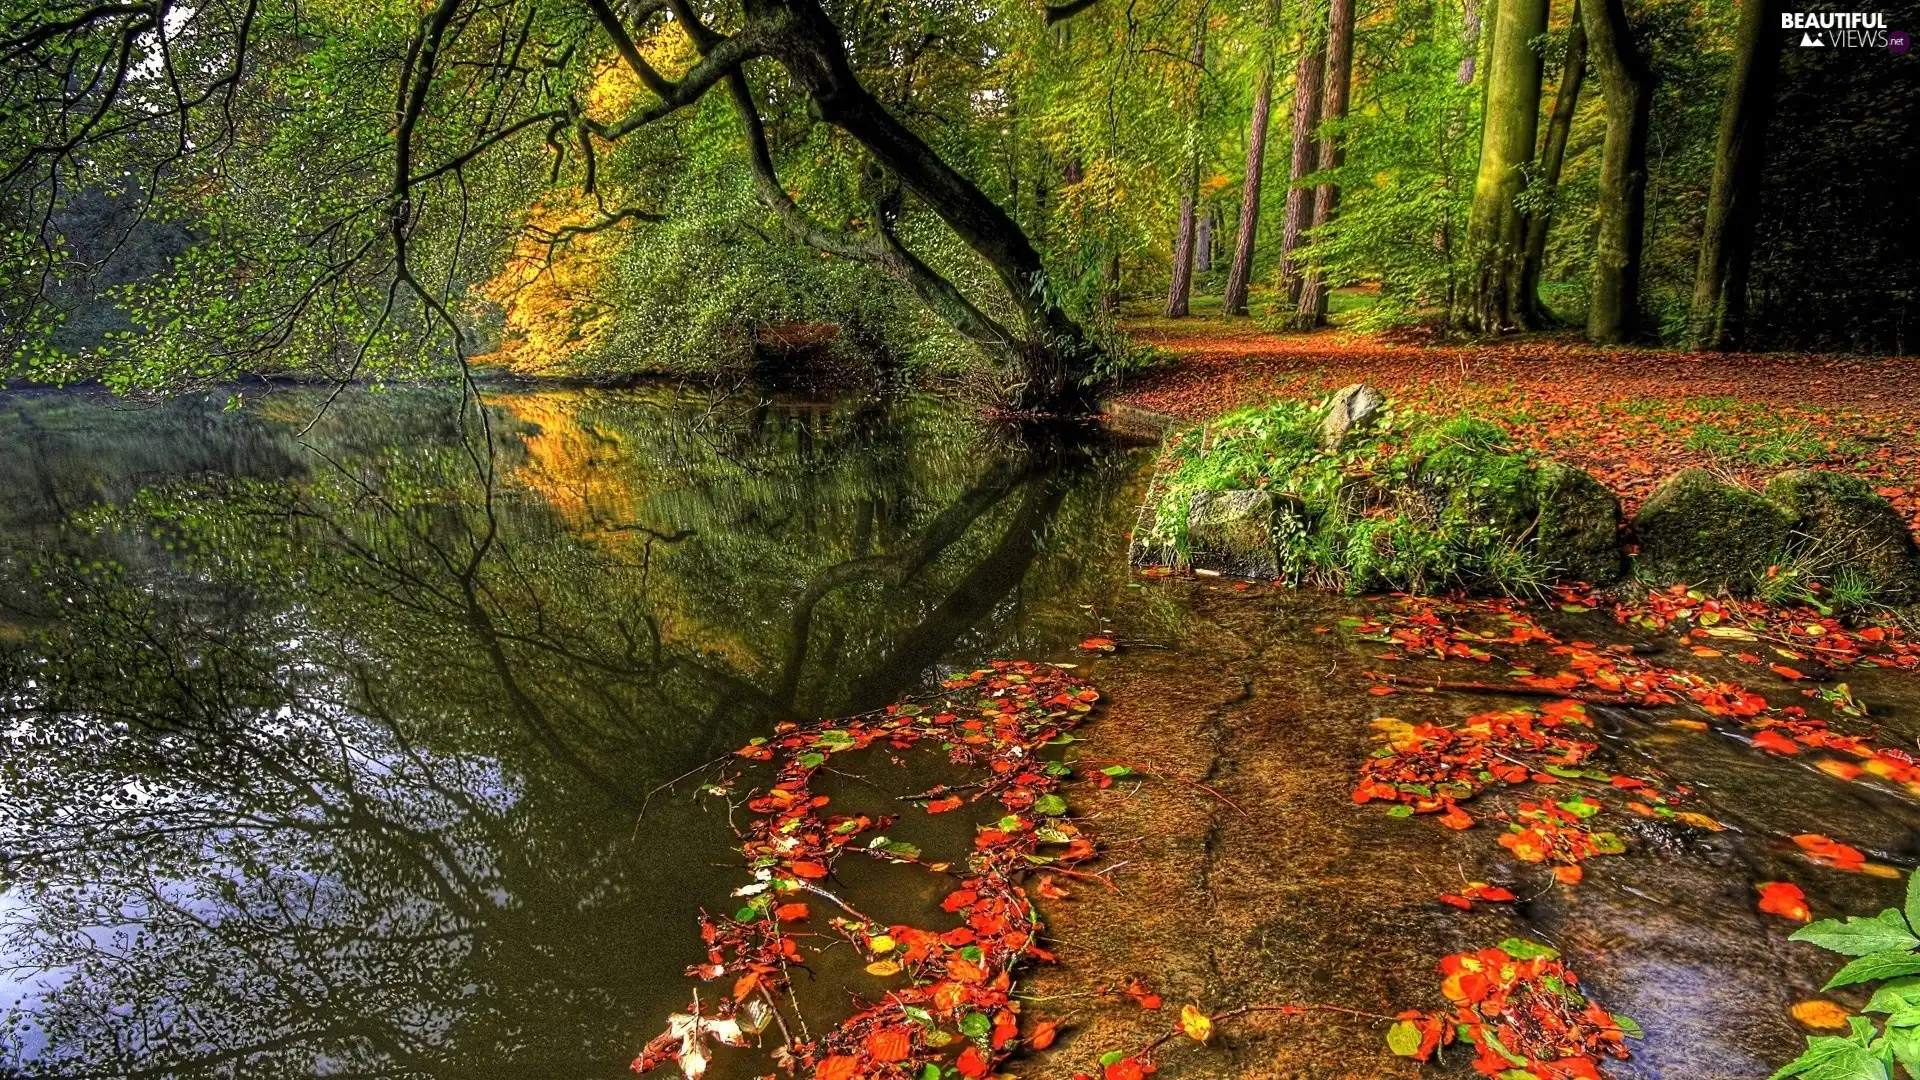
1368;672;1651;707
1068;757;1251;817
637;753;733;826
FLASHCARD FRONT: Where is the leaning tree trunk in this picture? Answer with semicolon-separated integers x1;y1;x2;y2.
1580;0;1652;344
1279;41;1326;308
1457;0;1549;332
1688;0;1780;350
1518;0;1586;325
1295;0;1357;328
1222;55;1275;316
1165;16;1209;318
768;0;1096;406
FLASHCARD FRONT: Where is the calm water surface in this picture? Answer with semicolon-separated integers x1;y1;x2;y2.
0;385;1145;1078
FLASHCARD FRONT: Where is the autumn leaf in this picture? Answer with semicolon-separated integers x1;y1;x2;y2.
926;795;965;814
955;1045;990;1078
1758;881;1813;922
1028;1020;1059;1049
789;860;829;879
1078;637;1117;652
866;1027;913;1062
1790;999;1851;1030
1178;1004;1212;1042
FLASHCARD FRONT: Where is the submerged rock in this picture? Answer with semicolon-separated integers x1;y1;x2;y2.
1764;469;1920;601
1186;489;1295;579
1533;461;1626;585
1631;469;1791;593
1320;384;1386;450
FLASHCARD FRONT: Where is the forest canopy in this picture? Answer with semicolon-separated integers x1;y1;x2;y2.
1;0;1914;408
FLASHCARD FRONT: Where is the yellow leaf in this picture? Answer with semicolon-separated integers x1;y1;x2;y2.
1178;1005;1212;1043
1675;812;1726;832
868;935;896;954
865;960;901;977
1792;1000;1851;1030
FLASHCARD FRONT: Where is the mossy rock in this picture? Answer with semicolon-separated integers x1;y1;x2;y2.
1534;461;1626;585
1186;489;1297;579
1631;468;1791;593
1764;469;1920;602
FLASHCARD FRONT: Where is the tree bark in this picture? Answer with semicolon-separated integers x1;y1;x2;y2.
1279;42;1325;308
1167;194;1199;316
1518;0;1586;325
1222;52;1275;316
1295;0;1356;327
1166;17;1209;318
1579;0;1652;344
1457;0;1548;332
1196;210;1213;271
1688;0;1780;350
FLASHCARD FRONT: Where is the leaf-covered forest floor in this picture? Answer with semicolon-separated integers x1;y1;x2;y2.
1113;319;1920;533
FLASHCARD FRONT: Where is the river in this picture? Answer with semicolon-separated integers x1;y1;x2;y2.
1;384;1915;1079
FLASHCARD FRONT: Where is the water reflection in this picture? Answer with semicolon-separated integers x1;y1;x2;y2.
0;387;1147;1078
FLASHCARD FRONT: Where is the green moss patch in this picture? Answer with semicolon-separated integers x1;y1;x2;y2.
1133;394;1624;594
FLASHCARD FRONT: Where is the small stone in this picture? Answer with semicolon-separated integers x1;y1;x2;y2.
1765;469;1920;602
1321;384;1386;450
1186;489;1295;580
1632;469;1792;594
1533;461;1626;585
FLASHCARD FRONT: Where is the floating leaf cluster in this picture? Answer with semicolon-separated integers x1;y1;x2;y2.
635;660;1100;1080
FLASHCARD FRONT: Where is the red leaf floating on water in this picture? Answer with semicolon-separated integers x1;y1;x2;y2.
1753;729;1801;755
1757;881;1813;922
789;860;828;879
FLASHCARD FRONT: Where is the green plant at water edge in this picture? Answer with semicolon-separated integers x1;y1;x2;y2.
1773;872;1920;1079
1141;398;1556;595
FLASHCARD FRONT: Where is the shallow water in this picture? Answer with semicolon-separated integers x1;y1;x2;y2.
2;385;1918;1080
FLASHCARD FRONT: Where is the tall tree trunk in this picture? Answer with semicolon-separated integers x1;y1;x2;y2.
1579;0;1652;344
1196;210;1213;271
1279;42;1325;308
1295;0;1356;328
1518;0;1586;325
1165;15;1208;318
1223;52;1276;316
1457;0;1549;332
1689;0;1780;350
1167;193;1199;316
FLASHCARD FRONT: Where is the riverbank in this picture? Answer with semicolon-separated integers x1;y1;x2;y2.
1114;320;1920;533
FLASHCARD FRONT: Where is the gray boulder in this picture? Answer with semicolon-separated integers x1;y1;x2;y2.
1186;489;1296;579
1533;461;1626;585
1321;384;1386;450
1632;468;1792;593
1765;469;1920;602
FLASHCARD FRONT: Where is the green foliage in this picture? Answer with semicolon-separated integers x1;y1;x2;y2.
1142;396;1561;594
1775;873;1920;1079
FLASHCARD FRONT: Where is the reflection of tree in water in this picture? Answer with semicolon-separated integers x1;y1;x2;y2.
0;390;1145;1078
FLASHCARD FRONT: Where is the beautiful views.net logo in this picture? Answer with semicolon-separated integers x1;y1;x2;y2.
1781;10;1897;47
